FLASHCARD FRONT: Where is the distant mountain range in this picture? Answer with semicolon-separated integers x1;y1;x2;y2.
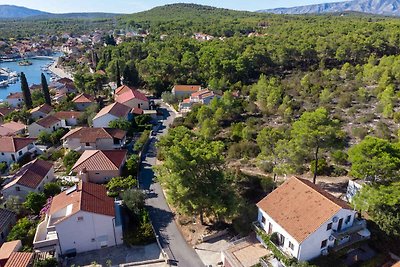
259;0;400;16
0;5;121;19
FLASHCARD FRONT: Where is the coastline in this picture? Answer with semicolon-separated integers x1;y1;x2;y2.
48;60;73;80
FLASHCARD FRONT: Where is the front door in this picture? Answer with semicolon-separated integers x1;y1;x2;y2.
268;223;273;234
337;218;343;231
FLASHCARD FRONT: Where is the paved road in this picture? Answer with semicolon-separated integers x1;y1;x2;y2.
139;103;204;267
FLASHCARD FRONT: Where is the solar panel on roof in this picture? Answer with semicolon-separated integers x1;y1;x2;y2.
65;185;77;195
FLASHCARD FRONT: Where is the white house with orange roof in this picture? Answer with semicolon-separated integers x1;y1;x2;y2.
114;85;149;110
256;177;370;262
72;93;96;111
27;115;65;138
33;182;123;256
0;136;37;165
92;102;131;128
30;104;53;120
71;150;127;183
2;159;54;200
179;89;221;112
5;92;24;108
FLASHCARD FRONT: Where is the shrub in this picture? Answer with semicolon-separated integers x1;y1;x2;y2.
310;158;330;176
352;127;369;140
0;162;7;174
44;183;61;198
106;176;137;198
133;130;150;152
331;150;348;165
121;189;145;215
331;166;348;177
34;258;58;267
7;218;37;248
63;150;80;173
227;141;260;159
24;192;47;214
126;154;139;175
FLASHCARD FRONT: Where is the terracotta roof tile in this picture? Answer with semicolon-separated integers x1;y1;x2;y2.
30;104;53;114
71;150;127;173
72;93;95;103
116;88;148;103
0;240;21;261
0;137;36;152
131;107;144;115
115;85;135;95
49;181;115;221
4;252;33;267
257;176;351;243
6;92;23;99
93;102;131;121
2;122;26;132
3;159;53;190
0;209;15;230
54;111;82;119
61;127;126;143
0;107;14;117
35;115;61;128
173;85;201;92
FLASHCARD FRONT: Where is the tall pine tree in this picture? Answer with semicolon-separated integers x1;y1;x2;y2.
20;72;32;109
41;73;51;106
116;61;121;87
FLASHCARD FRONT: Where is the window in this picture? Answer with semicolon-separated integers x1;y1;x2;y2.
321;239;327;249
91;238;95;242
345;215;351;224
95;172;100;175
289;241;294;250
261;216;266;224
1;153;4;155
327;223;332;231
16;187;20;191
1;232;4;240
18;151;22;156
77;216;84;222
278;234;285;246
85;142;90;146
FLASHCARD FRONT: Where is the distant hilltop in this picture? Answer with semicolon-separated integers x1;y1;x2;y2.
258;0;400;16
0;5;122;19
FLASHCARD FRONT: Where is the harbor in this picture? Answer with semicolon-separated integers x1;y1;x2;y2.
0;53;65;101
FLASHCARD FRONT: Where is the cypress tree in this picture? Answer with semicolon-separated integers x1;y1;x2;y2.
20;72;32;109
116;61;121;87
41;73;51;106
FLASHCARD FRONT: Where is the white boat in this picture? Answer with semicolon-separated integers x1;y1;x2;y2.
0;80;8;88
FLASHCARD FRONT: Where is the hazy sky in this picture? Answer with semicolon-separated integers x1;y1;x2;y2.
1;0;345;13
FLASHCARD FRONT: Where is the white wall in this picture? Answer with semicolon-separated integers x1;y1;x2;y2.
31;111;47;120
298;209;357;261
5;98;23;108
28;121;63;138
258;207;357;262
55;211;122;254
92;114;118;128
0;145;32;165
120;98;149;110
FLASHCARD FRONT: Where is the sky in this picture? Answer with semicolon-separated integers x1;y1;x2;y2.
1;0;346;13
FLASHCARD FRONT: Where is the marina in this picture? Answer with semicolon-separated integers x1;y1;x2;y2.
0;54;61;101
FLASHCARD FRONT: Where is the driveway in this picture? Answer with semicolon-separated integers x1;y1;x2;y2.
138;102;204;267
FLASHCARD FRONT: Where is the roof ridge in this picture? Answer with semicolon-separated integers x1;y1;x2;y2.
295;177;350;209
73;150;100;171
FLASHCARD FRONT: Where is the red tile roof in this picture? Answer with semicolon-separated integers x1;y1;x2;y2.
173;85;201;92
115;85;136;96
71;150;127;173
35;115;61;128
56;78;73;85
115;88;148;103
0;137;36;152
72;93;95;103
6;92;23;100
4;252;33;267
49;181;115;221
3;159;53;190
61;127;126;143
30;104;53;115
0;107;14;117
93;102;131;120
54;111;82;120
257;176;351;243
131;107;144;115
0;240;22;261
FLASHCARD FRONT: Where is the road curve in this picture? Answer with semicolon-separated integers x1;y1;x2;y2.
139;103;204;267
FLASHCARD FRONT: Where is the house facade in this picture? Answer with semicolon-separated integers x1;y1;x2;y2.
114;85;149;110
171;85;201;97
28;115;64;138
5;93;24;108
61;127;126;151
30;104;53;120
0;137;37;165
92;102;131;128
2;159;54;200
0;209;16;245
71;150;127;183
256;177;370;262
33;182;123;256
54;111;82;127
72;93;95;111
179;89;221;112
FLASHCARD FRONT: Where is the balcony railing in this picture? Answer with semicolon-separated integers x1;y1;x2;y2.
332;219;367;240
33;220;58;251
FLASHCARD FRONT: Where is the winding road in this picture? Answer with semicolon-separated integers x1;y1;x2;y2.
138;102;204;267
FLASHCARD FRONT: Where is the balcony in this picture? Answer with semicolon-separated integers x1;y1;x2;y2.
331;219;368;240
331;219;371;252
33;219;58;251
